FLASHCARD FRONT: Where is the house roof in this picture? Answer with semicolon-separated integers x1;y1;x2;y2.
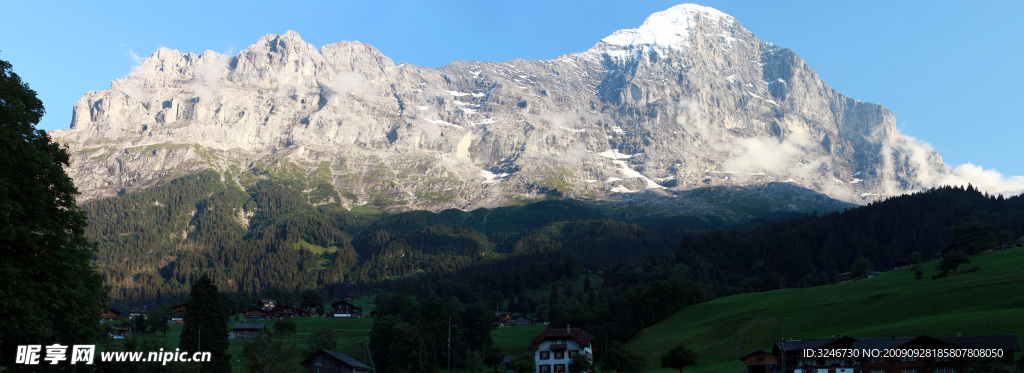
738;349;772;360
300;349;372;370
937;334;1021;352
232;323;266;331
529;327;595;350
331;300;360;308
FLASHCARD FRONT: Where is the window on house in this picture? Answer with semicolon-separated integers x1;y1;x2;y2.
540;364;551;373
569;351;577;358
554;351;564;360
554;364;566;372
540;351;550;360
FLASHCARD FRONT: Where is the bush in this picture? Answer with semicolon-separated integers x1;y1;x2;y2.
273;318;297;336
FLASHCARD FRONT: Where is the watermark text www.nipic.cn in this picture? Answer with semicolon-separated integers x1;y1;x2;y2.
16;345;212;365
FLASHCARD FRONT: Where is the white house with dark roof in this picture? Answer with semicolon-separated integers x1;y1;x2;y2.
528;327;595;373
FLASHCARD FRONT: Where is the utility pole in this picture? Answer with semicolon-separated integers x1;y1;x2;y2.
735;334;739;373
448;314;452;373
779;312;785;373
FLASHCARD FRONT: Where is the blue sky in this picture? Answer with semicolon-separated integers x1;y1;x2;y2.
4;0;1022;181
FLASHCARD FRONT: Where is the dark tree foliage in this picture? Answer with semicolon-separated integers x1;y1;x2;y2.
179;274;230;371
675;186;1024;294
305;329;337;357
939;252;970;276
0;57;105;366
601;344;647;373
507;354;536;373
241;330;296;373
953;222;997;255
273;318;297;336
660;343;697;373
850;257;872;278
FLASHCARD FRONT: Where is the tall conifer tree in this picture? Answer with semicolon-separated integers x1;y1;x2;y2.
180;274;230;371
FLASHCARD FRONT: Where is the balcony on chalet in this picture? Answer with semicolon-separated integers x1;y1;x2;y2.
549;341;568;351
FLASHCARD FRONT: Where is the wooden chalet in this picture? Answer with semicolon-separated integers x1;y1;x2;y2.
742;334;1020;373
515;315;534;326
272;305;311;318
495;311;514;324
331;300;361;318
170;303;187;321
243;307;273;321
128;305;149;319
259;299;278;311
229;322;265;340
101;308;122;322
300;349;372;373
738;349;777;373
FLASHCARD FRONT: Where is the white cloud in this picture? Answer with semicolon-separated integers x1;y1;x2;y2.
191;53;231;101
713;132;820;176
549;142;588;165
939;164;1024;197
675;99;716;141
330;71;367;95
119;44;144;73
880;130;1024;197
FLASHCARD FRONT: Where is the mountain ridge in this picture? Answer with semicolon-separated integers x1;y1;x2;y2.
52;4;949;211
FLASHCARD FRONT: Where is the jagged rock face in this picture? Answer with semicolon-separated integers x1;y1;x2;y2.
51;4;944;210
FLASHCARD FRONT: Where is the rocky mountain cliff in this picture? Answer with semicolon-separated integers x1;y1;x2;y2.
51;4;946;211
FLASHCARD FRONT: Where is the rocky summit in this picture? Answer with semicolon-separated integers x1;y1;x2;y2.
51;4;946;211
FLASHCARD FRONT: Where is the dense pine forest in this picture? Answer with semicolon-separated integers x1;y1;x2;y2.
83;169;1024;319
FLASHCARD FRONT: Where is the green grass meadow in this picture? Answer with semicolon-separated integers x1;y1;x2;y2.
626;247;1024;372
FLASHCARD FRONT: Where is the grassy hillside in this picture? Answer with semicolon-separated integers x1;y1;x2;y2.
626;247;1024;372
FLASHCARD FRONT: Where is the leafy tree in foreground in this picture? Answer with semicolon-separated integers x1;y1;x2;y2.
660;342;698;373
569;352;594;373
850;257;872;278
180;274;231;371
305;328;337;356
147;304;172;336
939;252;970;276
241;330;296;373
0;57;105;366
507;354;536;373
601;344;647;373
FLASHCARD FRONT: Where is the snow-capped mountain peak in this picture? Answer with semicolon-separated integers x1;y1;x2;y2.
599;3;735;50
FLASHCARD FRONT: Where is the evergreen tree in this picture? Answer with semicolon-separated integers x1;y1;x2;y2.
180;274;231;371
0;57;106;365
